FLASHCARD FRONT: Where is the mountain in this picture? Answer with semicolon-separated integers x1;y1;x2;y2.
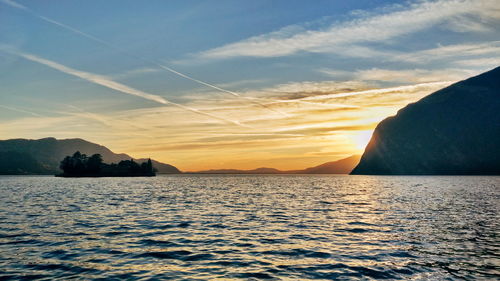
0;138;180;174
193;167;283;174
293;155;361;174
0;151;51;175
191;155;360;174
352;66;500;175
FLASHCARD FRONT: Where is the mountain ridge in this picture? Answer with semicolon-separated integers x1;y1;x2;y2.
0;137;361;175
190;155;361;174
352;66;500;175
0;137;180;174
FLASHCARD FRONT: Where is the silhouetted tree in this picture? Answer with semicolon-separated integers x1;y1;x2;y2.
140;158;155;174
60;156;72;173
59;152;155;177
72;151;85;174
147;158;153;173
87;154;103;173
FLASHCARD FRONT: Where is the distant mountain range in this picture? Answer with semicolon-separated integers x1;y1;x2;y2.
0;138;180;175
352;66;500;175
191;155;361;174
0;138;361;175
5;65;496;177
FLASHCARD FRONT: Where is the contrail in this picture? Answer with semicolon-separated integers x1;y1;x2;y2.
1;0;289;117
0;104;44;117
1;46;247;127
62;105;157;139
66;104;148;131
265;99;361;108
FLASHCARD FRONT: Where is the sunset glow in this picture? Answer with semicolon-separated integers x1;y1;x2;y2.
1;0;499;171
352;130;374;152
1;1;499;280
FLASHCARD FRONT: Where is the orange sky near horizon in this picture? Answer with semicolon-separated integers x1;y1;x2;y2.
1;0;499;171
1;79;457;171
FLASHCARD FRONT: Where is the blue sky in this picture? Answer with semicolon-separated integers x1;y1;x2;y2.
0;0;499;170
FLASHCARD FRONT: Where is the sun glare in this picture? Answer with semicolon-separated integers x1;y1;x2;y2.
353;130;374;151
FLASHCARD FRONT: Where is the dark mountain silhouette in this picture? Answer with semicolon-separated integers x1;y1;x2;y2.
0;151;52;175
191;155;360;174
291;155;361;174
352;66;500;175
0;137;180;174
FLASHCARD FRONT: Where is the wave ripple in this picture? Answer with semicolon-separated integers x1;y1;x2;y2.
0;175;498;280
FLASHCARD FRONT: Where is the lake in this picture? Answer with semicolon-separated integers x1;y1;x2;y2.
0;175;498;280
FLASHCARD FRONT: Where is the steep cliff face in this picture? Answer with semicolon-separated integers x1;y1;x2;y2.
352;67;500;175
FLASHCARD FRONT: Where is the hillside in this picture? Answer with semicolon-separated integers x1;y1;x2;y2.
294;155;361;174
191;155;360;174
0;138;180;174
352;66;500;175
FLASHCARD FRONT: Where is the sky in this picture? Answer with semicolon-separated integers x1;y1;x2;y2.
0;0;499;171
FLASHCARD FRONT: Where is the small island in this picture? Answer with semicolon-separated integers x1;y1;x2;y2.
57;151;156;177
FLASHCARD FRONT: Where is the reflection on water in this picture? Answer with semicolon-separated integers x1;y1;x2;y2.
0;175;498;280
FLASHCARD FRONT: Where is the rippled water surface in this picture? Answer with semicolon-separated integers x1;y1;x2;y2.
0;175;498;280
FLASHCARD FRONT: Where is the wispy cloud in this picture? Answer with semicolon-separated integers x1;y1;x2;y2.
0;0;287;116
294;81;454;102
453;57;500;67
0;75;452;170
197;0;499;60
0;104;44;117
242;80;452;103
353;68;472;83
1;0;26;10
0;46;245;127
3;0;492;171
110;67;161;80
212;79;269;89
396;41;500;63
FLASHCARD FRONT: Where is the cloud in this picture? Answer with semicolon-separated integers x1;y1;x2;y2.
273;123;379;136
255;80;373;99
318;69;352;79
212;79;269;89
0;73;453;170
174;78;454;128
197;0;500;60
318;67;474;84
445;15;495;33
0;0;289;117
0;46;245;127
4;0;488;170
295;81;453;102
1;0;26;10
242;79;452;104
453;57;500;67
110;67;161;80
354;68;472;83
396;41;500;63
0;104;44;117
61;104;153;134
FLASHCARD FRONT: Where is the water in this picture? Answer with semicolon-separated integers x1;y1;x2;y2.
0;175;498;280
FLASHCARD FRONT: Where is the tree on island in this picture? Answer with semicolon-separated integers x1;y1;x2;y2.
87;153;103;173
58;151;155;177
